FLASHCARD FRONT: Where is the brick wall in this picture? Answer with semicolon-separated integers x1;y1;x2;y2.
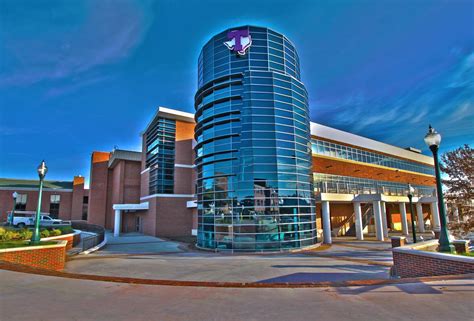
392;245;474;278
0;241;67;271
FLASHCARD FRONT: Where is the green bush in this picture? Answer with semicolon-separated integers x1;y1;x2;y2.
58;226;74;234
40;229;50;238
49;229;62;237
18;228;32;240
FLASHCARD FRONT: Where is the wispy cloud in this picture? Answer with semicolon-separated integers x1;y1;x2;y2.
0;0;153;90
311;51;474;150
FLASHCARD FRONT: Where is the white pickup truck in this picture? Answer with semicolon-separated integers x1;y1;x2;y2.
9;212;66;228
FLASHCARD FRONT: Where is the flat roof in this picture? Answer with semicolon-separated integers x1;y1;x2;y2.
310;123;434;165
0;178;73;190
145;107;433;165
108;149;141;168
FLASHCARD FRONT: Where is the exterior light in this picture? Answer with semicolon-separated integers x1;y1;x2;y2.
10;191;18;226
423;125;453;252
37;160;48;179
424;125;441;148
31;160;48;244
407;184;417;243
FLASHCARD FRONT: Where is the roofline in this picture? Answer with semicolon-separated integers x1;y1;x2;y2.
139;107;434;165
141;106;195;136
310;122;434;166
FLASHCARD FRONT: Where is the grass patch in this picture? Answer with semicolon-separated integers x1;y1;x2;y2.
459;251;474;257
0;240;57;249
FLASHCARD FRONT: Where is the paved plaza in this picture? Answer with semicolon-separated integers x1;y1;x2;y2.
66;234;394;283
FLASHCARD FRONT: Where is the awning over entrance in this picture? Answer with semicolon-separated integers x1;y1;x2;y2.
112;202;149;237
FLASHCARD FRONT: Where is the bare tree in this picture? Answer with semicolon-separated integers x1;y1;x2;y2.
440;144;474;220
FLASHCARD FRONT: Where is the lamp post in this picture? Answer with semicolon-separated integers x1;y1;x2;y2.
407;184;417;244
10;191;18;226
31;160;48;245
424;125;453;252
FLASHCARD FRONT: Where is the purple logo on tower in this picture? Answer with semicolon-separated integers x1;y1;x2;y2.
224;29;252;55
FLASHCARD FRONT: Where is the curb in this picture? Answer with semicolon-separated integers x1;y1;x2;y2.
0;261;472;289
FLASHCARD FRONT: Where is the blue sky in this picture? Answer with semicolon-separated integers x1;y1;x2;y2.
0;0;473;183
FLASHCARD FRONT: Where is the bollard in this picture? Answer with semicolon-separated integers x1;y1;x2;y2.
452;240;470;254
391;236;406;248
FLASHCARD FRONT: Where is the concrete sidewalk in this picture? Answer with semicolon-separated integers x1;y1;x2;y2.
66;238;398;283
93;232;184;255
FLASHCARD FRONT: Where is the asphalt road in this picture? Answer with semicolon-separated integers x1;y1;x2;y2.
1;270;472;321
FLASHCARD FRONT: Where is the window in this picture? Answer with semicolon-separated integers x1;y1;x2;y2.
82;196;89;220
15;194;27;211
49;194;60;219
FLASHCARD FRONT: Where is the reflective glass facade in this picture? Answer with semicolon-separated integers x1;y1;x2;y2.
313;173;435;197
195;26;316;251
311;139;435;175
146;117;176;194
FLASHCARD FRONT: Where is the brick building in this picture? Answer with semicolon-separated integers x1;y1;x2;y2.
0;26;440;252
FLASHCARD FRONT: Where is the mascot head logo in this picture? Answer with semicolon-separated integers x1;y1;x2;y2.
224;29;252;55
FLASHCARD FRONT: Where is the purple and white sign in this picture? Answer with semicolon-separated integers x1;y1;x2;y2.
224;29;252;55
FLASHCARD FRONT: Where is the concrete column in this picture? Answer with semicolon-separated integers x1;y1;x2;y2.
353;202;363;240
399;203;409;236
416;203;425;233
322;201;332;244
381;201;388;238
114;209;121;237
430;202;440;229
372;201;384;241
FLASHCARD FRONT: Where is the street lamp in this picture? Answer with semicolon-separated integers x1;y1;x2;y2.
424;125;453;252
407;184;417;244
10;191;18;226
31;160;48;245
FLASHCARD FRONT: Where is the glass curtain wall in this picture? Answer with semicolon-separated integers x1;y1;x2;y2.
195;26;316;251
146;117;176;194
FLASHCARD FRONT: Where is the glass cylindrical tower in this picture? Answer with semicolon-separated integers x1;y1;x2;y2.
194;26;316;251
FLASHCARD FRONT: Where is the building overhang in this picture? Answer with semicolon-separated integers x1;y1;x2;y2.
112;202;149;211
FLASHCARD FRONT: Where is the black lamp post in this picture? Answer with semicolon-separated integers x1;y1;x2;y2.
31;160;48;245
10;191;18;226
407;184;417;244
424;125;453;252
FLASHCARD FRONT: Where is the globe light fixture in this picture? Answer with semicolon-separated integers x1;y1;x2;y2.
407;184;417;243
10;191;18;226
424;126;453;252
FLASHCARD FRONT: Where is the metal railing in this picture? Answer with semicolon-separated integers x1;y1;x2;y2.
71;221;105;252
81;234;103;252
315;181;435;197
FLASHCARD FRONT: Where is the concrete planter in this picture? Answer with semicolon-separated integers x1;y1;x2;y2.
0;240;67;271
42;230;81;250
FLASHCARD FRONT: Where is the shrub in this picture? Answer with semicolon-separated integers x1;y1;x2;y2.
49;229;62;237
0;227;6;240
58;226;74;234
40;229;50;238
18;228;33;240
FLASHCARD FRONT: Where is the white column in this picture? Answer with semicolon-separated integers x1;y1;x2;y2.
381;201;388;238
430;202;440;229
353;202;363;240
399;203;409;236
114;209;121;237
322;201;332;244
416;203;425;232
372;201;384;241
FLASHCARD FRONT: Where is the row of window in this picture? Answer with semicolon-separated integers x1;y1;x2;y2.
146;117;176;194
311;139;435;175
313;173;436;196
